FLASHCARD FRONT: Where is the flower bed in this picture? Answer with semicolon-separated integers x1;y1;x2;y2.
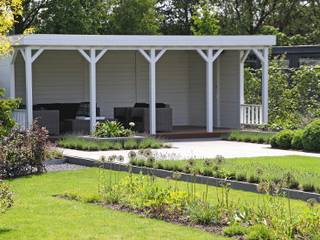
58;136;168;151
222;130;275;144
57;170;320;240
128;152;320;194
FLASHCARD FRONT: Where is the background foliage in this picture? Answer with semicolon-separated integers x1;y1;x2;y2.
245;58;320;130
9;0;320;45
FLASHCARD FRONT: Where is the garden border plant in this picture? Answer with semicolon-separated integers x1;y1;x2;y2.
130;154;320;195
223;131;275;144
58;136;168;151
271;119;320;152
65;154;320;201
57;162;320;240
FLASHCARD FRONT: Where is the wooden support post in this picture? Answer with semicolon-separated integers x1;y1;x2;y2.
197;48;223;132
79;49;108;133
262;48;269;124
139;48;167;135
25;47;33;128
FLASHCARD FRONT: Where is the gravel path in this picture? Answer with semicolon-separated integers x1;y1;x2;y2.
45;163;87;172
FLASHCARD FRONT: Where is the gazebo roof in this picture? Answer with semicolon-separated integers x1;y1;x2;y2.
11;34;276;49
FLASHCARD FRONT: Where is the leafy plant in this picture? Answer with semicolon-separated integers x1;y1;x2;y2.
94;121;133;138
0;121;48;178
246;225;275;240
0;88;21;137
302;119;320;152
270;130;294;149
58;136;164;151
223;224;247;237
0;181;14;214
123;139;138;150
225;131;274;144
187;201;218;225
291;129;304;150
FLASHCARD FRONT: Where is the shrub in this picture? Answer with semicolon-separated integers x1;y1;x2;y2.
291;129;304;150
270;130;294;149
224;224;247;237
227;131;274;144
236;174;247;182
0;88;21;137
155;162;164;169
112;142;122;150
123;139;138;150
94;121;133;138
0;181;14;214
246;225;275;240
45;148;64;160
187;201;218;225
302;120;320;152
0;122;48;178
202;168;213;177
302;183;315;192
248;175;260;184
139;138;163;149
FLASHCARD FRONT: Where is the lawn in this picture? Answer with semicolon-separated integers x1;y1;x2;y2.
0;168;228;240
156;156;320;192
0;168;316;240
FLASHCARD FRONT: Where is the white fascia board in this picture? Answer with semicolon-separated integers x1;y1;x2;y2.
10;34;276;49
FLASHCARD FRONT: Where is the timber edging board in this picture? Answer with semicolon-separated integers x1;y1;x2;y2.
65;156;320;202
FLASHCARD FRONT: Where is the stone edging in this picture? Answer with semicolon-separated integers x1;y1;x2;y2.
65;156;320;202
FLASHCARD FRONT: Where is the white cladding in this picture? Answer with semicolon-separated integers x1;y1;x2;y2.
12;50;242;127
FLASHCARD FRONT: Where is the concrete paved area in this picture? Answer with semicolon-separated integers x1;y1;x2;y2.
61;139;320;163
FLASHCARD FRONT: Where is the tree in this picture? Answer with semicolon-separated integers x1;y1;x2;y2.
0;0;22;54
107;0;160;35
191;0;220;35
213;0;281;35
37;0;109;34
157;0;200;35
212;0;320;44
0;0;22;135
13;0;49;34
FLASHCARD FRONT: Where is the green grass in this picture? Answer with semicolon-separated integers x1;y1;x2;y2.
156;156;320;192
0;168;229;240
58;136;166;151
0;168;317;240
223;130;275;144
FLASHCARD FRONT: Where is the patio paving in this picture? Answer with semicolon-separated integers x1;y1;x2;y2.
61;139;320;163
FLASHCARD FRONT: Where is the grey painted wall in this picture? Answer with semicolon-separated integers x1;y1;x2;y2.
219;50;241;128
0;56;11;97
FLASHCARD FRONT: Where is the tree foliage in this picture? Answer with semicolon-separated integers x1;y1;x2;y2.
106;0;160;35
157;0;200;35
0;0;22;54
0;89;20;137
191;0;220;35
245;58;320;130
10;0;320;44
37;0;109;34
13;0;48;34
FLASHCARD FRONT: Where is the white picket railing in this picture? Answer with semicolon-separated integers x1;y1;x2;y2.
240;104;263;125
13;109;27;131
